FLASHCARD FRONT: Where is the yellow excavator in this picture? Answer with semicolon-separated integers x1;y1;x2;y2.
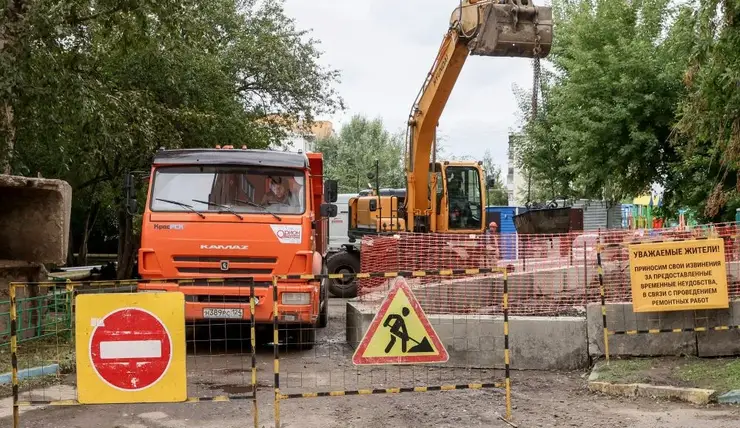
347;0;553;240
325;0;553;297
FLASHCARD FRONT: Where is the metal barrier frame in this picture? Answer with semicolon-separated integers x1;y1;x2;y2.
271;267;513;428
9;268;514;428
597;239;739;362
8;278;260;428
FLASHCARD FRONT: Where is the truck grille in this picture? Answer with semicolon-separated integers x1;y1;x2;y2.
173;255;277;276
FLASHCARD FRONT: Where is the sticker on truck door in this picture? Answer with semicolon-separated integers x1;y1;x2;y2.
270;224;302;244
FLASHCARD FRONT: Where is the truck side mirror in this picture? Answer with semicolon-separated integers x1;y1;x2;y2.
320;203;338;218
124;173;138;215
324;179;338;203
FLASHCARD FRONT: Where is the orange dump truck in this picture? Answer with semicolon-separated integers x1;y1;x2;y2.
127;147;338;347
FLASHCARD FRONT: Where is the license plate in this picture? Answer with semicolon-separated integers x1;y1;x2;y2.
203;308;244;319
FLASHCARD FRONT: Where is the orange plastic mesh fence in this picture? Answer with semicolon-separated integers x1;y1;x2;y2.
357;222;740;316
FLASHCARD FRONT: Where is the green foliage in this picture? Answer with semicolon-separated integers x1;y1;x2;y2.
512;0;740;222
668;0;740;220
513;0;688;204
1;0;343;268
481;150;508;206
315;115;405;194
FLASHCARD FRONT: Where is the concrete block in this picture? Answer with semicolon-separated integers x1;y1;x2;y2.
0;364;59;384
636;384;717;405
588;381;639;397
589;381;717;405
696;300;740;357
587;303;696;357
346;301;589;370
718;389;740;404
0;175;72;265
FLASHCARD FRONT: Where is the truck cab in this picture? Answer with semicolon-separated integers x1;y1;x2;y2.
130;147;338;347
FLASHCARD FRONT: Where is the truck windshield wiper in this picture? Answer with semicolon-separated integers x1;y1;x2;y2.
191;199;244;220
155;198;206;219
235;198;282;222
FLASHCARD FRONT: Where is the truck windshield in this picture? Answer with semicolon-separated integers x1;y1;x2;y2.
150;165;306;215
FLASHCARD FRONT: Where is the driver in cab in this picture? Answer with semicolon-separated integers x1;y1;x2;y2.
261;176;299;207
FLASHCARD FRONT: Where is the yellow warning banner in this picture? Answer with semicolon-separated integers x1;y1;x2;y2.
628;238;729;312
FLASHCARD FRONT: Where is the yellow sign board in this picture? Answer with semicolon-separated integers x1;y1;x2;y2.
75;292;186;404
352;277;448;365
628;238;729;312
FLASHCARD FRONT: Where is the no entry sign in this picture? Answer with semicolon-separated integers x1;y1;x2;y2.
76;292;186;404
89;308;172;391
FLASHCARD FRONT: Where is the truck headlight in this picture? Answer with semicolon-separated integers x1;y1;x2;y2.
282;292;311;305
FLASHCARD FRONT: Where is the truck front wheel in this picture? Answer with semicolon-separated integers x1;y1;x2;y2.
326;251;360;298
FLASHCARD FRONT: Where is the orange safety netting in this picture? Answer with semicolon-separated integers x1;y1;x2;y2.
356;222;740;316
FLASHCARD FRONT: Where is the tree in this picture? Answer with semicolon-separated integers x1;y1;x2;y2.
667;0;740;220
481;150;509;206
512;0;687;204
3;0;343;275
315;115;405;193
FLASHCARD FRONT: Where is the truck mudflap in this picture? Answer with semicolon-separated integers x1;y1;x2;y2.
467;0;553;58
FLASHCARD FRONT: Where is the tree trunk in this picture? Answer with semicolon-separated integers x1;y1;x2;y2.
116;202;136;280
1;0;25;175
77;201;100;266
1;102;14;174
66;229;75;266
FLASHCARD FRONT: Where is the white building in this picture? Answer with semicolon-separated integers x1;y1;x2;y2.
278;120;335;153
506;133;528;207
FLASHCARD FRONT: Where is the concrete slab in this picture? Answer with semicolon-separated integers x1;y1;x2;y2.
0;174;72;265
696;300;740;357
586;302;697;357
347;300;589;370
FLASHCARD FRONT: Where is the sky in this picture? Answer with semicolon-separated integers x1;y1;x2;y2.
282;0;539;175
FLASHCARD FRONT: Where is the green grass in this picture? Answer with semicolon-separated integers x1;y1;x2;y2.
594;358;654;383
676;358;740;393
594;357;740;393
0;334;76;397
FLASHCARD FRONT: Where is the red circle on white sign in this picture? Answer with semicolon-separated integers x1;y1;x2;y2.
89;307;172;391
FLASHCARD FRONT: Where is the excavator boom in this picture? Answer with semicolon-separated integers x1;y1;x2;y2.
405;0;553;232
347;0;553;238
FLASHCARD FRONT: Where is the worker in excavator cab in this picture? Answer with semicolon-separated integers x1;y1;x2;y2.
447;172;472;229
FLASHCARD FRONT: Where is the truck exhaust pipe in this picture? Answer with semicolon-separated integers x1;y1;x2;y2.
452;0;553;58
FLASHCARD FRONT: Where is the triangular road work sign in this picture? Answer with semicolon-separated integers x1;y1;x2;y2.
352;277;448;365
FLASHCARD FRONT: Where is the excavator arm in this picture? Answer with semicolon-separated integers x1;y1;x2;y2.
405;0;553;232
346;0;552;238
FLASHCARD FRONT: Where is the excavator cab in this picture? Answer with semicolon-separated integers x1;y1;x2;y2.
452;0;553;58
433;161;486;233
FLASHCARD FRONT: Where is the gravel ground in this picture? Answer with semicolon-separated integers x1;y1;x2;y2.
3;299;740;428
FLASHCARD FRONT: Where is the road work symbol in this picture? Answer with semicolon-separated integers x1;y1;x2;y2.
353;277;448;365
383;307;434;354
75;292;186;404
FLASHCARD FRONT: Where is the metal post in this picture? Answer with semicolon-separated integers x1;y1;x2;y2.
272;277;281;428
250;278;259;428
597;245;609;363
10;283;20;428
503;270;512;420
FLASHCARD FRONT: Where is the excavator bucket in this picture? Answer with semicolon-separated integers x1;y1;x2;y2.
467;0;553;58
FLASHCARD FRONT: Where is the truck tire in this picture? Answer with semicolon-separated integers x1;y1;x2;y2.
298;327;316;350
326;251;360;298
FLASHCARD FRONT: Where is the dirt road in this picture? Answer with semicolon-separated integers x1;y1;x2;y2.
3;299;739;427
